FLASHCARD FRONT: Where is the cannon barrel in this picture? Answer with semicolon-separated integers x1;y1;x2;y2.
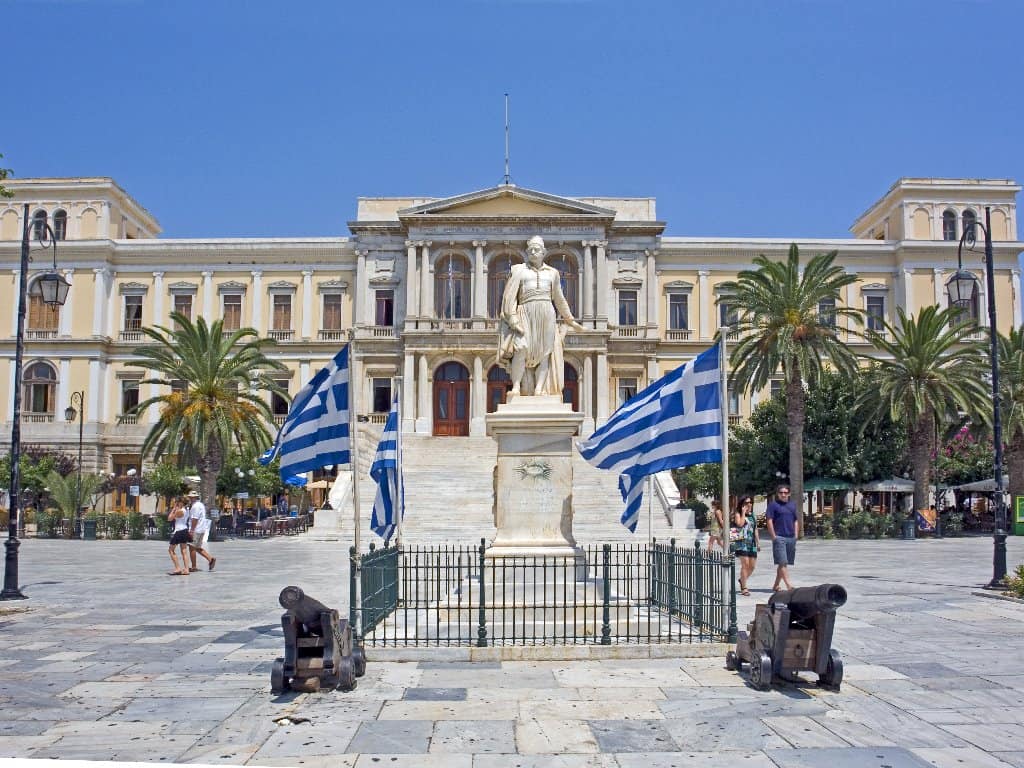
279;586;333;633
768;583;847;620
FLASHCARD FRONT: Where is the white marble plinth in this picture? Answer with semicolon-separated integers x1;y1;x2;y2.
485;394;585;557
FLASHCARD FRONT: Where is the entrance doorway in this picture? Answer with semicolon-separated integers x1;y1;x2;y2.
487;365;512;413
563;363;579;411
433;361;470;436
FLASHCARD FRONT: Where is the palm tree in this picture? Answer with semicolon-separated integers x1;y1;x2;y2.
857;305;990;515
719;244;861;527
128;313;287;505
998;327;1024;502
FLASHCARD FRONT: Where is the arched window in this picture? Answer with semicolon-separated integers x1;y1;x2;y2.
31;210;47;241
434;254;471;319
27;291;59;336
52;209;68;240
23;361;57;415
545;252;579;316
961;209;977;239
563;363;579;411
488;252;523;318
942;210;957;241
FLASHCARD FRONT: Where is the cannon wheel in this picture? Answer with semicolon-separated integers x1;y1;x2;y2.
725;650;739;671
749;651;773;691
270;657;289;694
819;649;843;691
336;655;356;692
352;645;367;678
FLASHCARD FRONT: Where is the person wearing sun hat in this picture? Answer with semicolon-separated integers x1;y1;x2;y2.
186;490;216;572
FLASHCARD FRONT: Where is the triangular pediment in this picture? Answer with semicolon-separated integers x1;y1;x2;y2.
399;185;615;220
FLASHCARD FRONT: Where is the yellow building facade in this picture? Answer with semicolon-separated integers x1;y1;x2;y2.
0;176;1021;488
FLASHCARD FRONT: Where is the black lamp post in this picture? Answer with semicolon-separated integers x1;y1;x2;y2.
945;206;1007;588
64;391;86;539
2;204;72;601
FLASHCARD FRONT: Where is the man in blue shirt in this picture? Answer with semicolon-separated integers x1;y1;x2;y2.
765;484;799;592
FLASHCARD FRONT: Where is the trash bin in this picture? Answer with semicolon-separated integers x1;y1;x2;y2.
900;518;916;540
82;519;97;540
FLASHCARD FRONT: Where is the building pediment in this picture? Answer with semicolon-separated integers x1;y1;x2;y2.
398;185;616;221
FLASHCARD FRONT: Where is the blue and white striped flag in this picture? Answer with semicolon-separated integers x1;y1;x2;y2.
370;399;403;543
578;342;723;532
261;346;351;482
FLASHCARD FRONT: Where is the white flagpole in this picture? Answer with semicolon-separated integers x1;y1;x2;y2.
647;474;654;543
719;331;731;535
395;378;404;548
350;345;362;557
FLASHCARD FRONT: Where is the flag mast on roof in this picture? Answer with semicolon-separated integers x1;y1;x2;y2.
503;93;513;187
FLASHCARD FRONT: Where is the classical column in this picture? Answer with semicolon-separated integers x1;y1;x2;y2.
404;240;418;328
470;354;485;436
10;270;18;337
88;359;101;423
59;269;74;337
582;241;594;322
402;352;416;434
6;360;14;421
251;270;264;335
355;249;368;326
594;240;608;327
301;270;313;340
581;354;595;436
91;268;107;337
472;240;487;326
902;268;914;315
416;353;430;433
645;249;659;331
299;361;310;390
698;270;711;341
58;358;70;419
152;271;164;327
106;271;118;340
1012;269;1023;329
419;242;433;324
596;352;610;426
933;267;945;308
202;271;214;318
845;280;856;341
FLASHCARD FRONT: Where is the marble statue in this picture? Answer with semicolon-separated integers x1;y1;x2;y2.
497;235;585;396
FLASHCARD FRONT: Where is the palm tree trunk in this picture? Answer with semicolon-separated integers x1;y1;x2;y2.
1007;432;1024;509
197;441;224;509
909;412;934;517
785;366;806;533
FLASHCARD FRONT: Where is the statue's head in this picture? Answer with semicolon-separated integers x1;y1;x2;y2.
526;235;546;266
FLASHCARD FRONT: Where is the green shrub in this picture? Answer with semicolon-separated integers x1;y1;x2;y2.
1005;564;1024;598
942;511;964;536
156;515;172;540
105;512;127;540
127;512;146;540
35;509;60;537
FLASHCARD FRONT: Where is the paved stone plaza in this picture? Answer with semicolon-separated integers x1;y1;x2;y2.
1;534;1023;767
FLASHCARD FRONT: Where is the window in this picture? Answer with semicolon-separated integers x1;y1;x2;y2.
222;294;242;331
123;295;143;331
866;295;885;331
31;210;47;241
962;210;977;239
270;380;289;418
170;379;187;395
434;254;471;319
375;289;394;326
950;286;981;327
668;293;689;330
23;362;56;414
545;253;579;317
818;298;837;328
27;292;59;334
719;301;738;329
322;293;343;330
120;380;140;417
617;377;638;407
942;210;957;241
770;379;783;399
372;378;392;413
488;252;522;318
618;290;638;326
52;210;67;240
173;294;192;326
728;380;739;416
272;294;292;330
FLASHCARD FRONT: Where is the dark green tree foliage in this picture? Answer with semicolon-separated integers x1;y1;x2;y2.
145;461;191;513
216;452;284;499
1;446;78;511
935;425;993;487
0;153;13;199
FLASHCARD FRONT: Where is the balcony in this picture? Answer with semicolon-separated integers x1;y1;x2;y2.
367;413;389;425
318;329;347;342
268;329;294;342
665;328;692;341
26;329;57;340
274;414;287;426
118;413;138;425
119;328;143;343
22;412;54;423
436;319;472;331
613;325;642;338
370;326;395;338
728;414;742;427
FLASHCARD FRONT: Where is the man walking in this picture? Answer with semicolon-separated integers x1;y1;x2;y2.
766;484;799;592
187;490;217;572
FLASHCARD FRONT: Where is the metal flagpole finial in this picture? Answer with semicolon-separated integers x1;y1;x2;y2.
503;93;512;187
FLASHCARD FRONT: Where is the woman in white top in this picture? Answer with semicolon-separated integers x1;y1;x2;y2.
167;497;191;575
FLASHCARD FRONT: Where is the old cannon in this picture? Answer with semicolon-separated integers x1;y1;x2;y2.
727;583;846;691
270;586;366;694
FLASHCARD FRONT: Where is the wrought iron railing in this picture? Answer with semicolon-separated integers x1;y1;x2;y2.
351;539;736;647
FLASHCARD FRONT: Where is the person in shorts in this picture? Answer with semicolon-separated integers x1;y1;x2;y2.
731;496;759;595
186;490;217;572
765;484;799;592
167;497;191;576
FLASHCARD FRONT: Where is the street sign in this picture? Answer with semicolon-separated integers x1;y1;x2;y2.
236;491;249;499
129;485;140;496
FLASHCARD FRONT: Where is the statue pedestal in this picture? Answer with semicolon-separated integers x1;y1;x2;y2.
485;395;584;558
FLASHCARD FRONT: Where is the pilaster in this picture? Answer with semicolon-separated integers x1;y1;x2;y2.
416;353;430;433
404;240;418;329
402;352;416;434
933;268;945;308
419;242;433;325
581;354;595;435
698;270;710;341
202;271;214;318
470;354;485;436
596;352;610;427
59;269;74;337
92;268;108;337
594;240;608;329
152;271;164;327
582;241;594;322
472;240;487;328
251;270;264;335
1012;269;1022;329
301;270;313;340
355;250;368;326
645;249;658;330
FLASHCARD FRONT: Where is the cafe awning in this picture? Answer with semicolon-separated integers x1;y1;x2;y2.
860;477;915;492
804;478;852;492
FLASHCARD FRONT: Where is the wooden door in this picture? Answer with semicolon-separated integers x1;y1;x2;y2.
433;362;470;436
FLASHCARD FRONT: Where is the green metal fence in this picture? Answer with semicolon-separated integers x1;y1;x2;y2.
351;539;736;646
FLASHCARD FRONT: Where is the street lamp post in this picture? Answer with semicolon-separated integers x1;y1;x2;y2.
64;391;86;539
945;206;1007;588
2;205;72;601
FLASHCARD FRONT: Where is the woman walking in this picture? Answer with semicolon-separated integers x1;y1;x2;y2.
732;496;759;596
167;497;191;575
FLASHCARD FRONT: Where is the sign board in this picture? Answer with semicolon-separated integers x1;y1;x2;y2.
129;485;140;497
235;491;249;500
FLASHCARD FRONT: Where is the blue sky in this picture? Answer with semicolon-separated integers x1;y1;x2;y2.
3;0;1023;241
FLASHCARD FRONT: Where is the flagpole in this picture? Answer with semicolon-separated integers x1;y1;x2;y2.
647;475;654;543
350;345;362;556
719;330;730;535
395;379;404;548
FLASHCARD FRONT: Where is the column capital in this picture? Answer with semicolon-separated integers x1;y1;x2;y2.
472;240;488;248
93;267;110;276
355;248;369;258
644;249;659;257
201;270;214;278
152;271;165;279
405;239;416;248
251;269;263;278
593;239;608;249
1012;268;1021;276
62;268;75;279
301;269;314;278
698;269;710;277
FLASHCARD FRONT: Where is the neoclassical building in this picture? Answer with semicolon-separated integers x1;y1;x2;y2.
1;175;1021;495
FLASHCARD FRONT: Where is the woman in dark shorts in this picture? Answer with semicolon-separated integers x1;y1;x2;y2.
168;497;191;575
731;496;759;596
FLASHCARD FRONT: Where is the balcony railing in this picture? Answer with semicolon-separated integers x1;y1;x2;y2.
728;414;742;427
268;329;294;341
274;414;287;426
370;326;395;338
118;413;138;425
436;319;472;331
613;325;642;338
119;329;143;342
665;328;692;341
367;413;388;425
318;329;347;341
22;413;54;423
26;329;58;340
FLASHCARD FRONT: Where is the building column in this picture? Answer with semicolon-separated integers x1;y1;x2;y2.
7;359;15;421
301;270;313;340
472;240;487;327
152;271;164;327
10;270;19;337
596;352;610;427
402;352;416;434
902;268;914;315
470;354;485;436
355;250;368;326
251;270;263;335
645;249;658;332
88;359;101;424
582;242;594;323
416;353;431;434
404;240;418;329
933;268;945;309
106;271;118;340
581;354;595;435
594;240;608;329
1012;269;1023;329
698;270;710;341
59;269;74;337
202;271;214;318
92;268;109;337
58;358;70;421
419;242;433;325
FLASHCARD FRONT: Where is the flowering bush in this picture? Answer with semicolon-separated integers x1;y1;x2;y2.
935;425;994;487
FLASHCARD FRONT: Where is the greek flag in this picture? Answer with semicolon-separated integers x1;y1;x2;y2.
578;342;723;532
370;399;403;543
261;346;351;482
